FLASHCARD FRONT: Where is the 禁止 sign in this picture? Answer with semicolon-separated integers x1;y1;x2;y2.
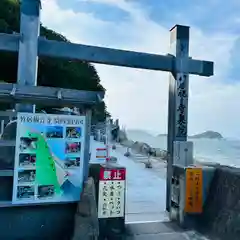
98;167;126;218
184;168;203;213
12;113;86;204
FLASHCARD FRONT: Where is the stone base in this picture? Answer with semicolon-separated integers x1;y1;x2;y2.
145;161;152;168
124;151;130;157
72;177;99;240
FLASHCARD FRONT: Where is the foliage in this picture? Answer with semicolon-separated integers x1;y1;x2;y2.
0;0;109;122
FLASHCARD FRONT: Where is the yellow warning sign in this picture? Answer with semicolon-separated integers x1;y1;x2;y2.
185;168;203;213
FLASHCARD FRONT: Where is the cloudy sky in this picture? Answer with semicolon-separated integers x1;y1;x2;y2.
41;0;240;138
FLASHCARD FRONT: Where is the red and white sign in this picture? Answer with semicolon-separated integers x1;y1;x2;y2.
89;147;107;164
96;148;107;160
99;168;126;181
98;168;126;218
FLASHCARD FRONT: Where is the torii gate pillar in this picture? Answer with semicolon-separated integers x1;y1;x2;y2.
16;0;41;113
166;25;190;211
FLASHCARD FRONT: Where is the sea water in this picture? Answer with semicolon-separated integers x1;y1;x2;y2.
126;131;240;167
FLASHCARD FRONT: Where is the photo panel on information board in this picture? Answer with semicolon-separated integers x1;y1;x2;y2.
64;157;80;169
19;153;36;167
38;185;55;199
66;126;82;139
19;137;38;153
46;126;64;138
17;186;35;200
65;141;81;154
18;169;36;184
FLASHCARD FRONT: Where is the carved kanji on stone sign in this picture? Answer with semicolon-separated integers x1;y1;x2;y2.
175;73;188;138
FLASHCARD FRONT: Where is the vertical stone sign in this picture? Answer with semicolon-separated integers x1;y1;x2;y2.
176;73;189;138
167;25;190;210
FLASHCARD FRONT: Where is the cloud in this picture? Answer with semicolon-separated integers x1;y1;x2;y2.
41;0;239;138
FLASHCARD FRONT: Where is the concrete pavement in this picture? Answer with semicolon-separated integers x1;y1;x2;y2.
111;144;168;223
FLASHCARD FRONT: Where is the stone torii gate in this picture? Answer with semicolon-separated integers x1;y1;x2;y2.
0;0;214;211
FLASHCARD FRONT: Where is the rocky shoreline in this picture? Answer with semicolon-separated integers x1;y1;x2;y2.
118;130;167;160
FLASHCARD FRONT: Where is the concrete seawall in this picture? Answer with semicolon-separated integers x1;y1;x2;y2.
197;165;240;240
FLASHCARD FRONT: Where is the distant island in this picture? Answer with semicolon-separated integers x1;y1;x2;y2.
189;131;223;139
157;133;167;137
157;131;223;139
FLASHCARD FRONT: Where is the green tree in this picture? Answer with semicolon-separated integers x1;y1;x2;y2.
0;0;109;121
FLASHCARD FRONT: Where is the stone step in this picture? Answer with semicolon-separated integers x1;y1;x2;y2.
125;221;210;240
126;232;193;240
125;211;169;223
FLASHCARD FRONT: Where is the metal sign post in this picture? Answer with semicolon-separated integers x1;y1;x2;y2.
105;117;112;162
83;109;92;181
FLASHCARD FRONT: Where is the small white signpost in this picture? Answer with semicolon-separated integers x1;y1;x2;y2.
96;148;108;162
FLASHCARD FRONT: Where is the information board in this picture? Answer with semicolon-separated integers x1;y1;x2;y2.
98;167;126;218
12;113;86;204
185;168;203;213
